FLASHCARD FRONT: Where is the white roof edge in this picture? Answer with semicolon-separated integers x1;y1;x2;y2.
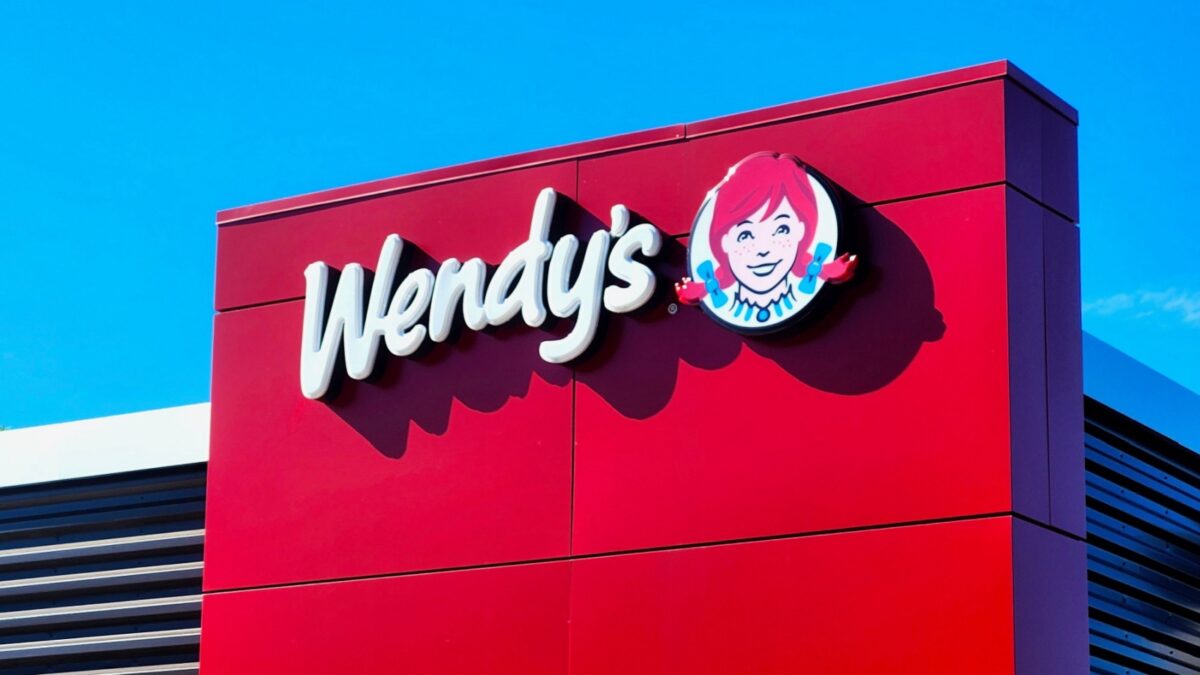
1084;333;1200;452
0;403;209;490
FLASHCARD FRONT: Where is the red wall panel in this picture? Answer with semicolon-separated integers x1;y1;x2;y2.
200;562;570;674
205;299;572;590
569;518;1016;674
579;82;1008;237
215;161;577;311
200;517;1051;675
573;186;1013;554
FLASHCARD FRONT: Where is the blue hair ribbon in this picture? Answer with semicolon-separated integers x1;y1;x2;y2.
798;243;833;295
695;260;728;308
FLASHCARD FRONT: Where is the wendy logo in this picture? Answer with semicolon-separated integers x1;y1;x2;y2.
675;152;858;333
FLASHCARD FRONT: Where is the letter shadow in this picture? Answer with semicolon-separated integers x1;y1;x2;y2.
326;194;944;456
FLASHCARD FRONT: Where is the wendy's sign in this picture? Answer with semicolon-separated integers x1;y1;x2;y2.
299;188;662;399
299;151;858;399
675;152;857;333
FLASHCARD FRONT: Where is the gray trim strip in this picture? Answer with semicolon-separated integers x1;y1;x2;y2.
0;530;204;568
50;666;198;675
0;628;199;660
0;562;202;598
0;595;201;630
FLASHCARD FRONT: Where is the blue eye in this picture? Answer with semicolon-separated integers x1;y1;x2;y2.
736;231;754;242
773;224;791;236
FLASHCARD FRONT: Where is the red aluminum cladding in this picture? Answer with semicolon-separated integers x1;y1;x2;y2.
201;561;573;674
199;518;1083;674
203;61;1084;672
573;185;1031;554
205;300;574;590
568;518;1085;675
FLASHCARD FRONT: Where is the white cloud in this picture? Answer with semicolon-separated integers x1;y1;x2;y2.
1083;293;1135;316
1084;288;1200;327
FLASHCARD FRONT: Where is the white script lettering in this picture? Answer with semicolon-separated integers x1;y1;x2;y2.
299;188;662;399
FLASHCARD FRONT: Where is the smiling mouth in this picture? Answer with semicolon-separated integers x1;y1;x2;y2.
746;261;781;277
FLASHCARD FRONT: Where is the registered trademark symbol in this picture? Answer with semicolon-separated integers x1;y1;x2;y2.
667;303;678;315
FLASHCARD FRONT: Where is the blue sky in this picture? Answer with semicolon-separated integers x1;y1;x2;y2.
1;1;1196;428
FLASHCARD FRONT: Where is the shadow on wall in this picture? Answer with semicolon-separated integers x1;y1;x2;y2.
327;195;945;458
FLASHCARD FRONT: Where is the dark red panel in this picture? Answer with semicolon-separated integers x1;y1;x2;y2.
1045;214;1085;536
205;300;572;590
1040;107;1079;221
1012;519;1089;673
215;161;577;310
1003;61;1078;123
573;186;1021;555
569;517;1016;674
578;140;692;236
1004;81;1080;222
582;81;1008;237
1007;190;1050;523
199;561;570;674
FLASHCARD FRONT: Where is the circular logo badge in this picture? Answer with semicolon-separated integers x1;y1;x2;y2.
676;152;857;334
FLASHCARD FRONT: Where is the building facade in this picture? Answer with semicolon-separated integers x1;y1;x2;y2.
203;61;1087;673
0;62;1196;674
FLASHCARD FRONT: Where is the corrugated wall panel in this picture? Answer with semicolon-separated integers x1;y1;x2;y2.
0;463;204;674
1087;399;1200;674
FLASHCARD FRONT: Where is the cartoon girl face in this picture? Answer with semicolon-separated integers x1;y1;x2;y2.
706;152;819;295
676;151;858;333
718;196;805;295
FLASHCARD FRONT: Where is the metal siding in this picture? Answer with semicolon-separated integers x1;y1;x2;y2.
1087;399;1200;674
0;463;204;674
